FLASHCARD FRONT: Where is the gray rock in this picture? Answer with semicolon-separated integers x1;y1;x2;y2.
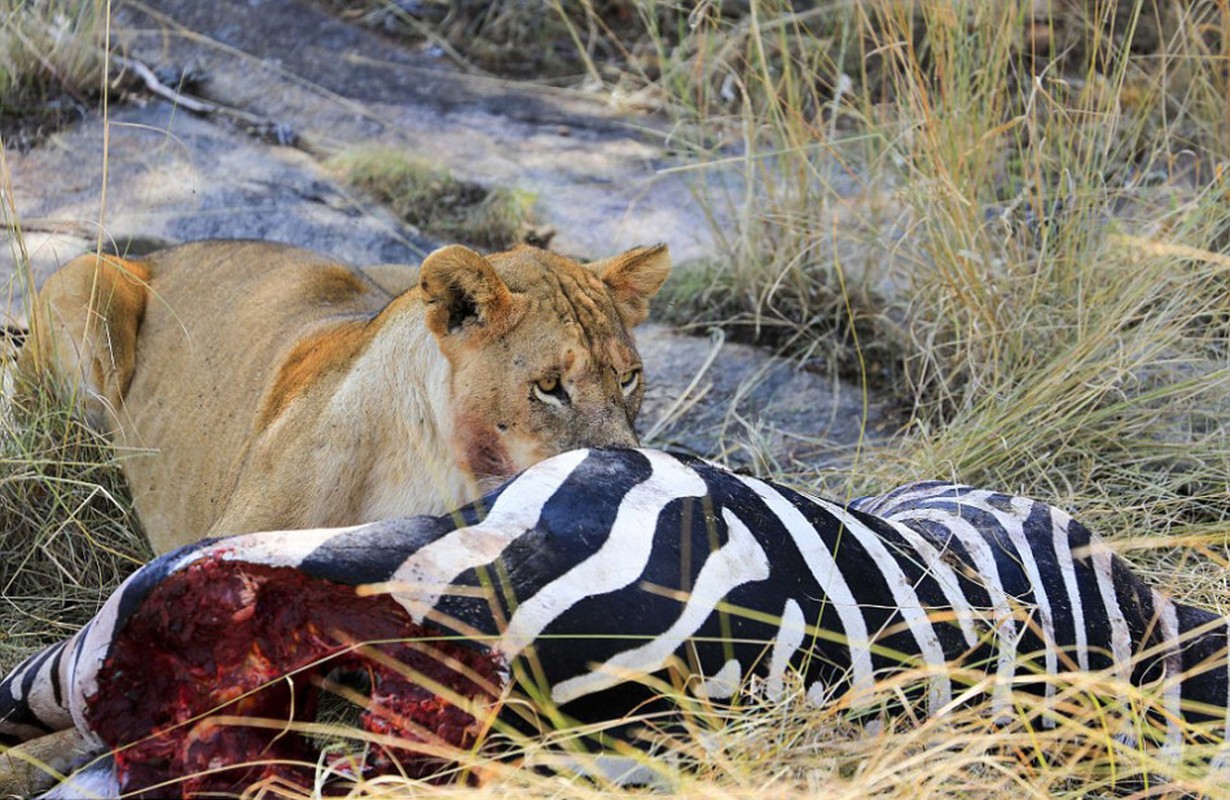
636;324;889;474
4;103;432;310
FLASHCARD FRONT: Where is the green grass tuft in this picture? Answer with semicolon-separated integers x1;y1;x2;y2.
331;146;539;251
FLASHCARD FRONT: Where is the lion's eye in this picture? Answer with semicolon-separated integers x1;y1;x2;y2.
532;376;568;406
619;368;641;397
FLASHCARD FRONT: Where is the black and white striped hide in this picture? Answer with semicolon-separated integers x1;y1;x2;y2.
1;447;1227;797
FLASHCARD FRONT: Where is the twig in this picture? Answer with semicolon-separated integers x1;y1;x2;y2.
110;54;296;144
111;55;216;114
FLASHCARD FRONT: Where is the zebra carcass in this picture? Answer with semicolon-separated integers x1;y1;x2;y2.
1;448;1226;796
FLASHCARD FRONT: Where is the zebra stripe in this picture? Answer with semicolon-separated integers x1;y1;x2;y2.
698;659;743;700
871;516;982;649
217;522;371;568
1089;540;1134;681
972;493;1060;706
1049;509;1090;671
878;507;1019;718
735;476;876;696
1153;588;1184;754
1217;630;1230;771
387;447;591;622
851;480;964;516
901;490;1066;711
498;451;707;659
549;507;770;705
1225;629;1230;745
800;490;952;714
23;650;67;734
767;599;808;700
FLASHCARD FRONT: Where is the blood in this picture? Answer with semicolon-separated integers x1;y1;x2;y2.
85;556;505;797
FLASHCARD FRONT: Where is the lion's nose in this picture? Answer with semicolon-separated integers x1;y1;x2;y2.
573;413;639;451
609;426;640;448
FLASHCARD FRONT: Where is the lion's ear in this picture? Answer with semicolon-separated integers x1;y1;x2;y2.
587;243;671;328
419;245;520;339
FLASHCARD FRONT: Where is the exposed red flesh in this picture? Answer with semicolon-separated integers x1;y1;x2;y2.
85;556;505;797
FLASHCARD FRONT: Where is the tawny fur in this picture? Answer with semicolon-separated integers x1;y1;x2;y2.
19;240;670;553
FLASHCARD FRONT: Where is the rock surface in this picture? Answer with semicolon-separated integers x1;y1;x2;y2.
1;0;887;473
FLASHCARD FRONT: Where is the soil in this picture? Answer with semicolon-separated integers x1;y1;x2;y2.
0;0;888;474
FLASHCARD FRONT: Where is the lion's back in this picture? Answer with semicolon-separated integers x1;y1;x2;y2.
115;240;389;538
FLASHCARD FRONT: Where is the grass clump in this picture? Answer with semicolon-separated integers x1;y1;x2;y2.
0;0;108;147
241;662;1230;799
331;146;541;251
637;0;1230;543
323;0;684;84
0;383;148;673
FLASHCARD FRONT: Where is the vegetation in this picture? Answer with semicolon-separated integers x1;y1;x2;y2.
599;0;1230;572
331;146;543;251
0;384;148;674
0;0;107;147
4;0;1230;797
324;0;678;82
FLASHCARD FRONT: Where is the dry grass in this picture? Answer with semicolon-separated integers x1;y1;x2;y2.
3;0;1230;797
139;661;1230;799
0;384;149;673
320;0;684;84
0;0;108;146
642;1;1230;533
0;72;148;675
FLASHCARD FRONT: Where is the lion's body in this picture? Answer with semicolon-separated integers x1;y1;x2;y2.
20;239;669;552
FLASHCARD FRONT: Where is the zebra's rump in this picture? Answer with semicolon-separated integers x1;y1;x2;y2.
0;448;1224;797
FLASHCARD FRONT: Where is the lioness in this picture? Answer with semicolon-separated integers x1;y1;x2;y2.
20;239;670;552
